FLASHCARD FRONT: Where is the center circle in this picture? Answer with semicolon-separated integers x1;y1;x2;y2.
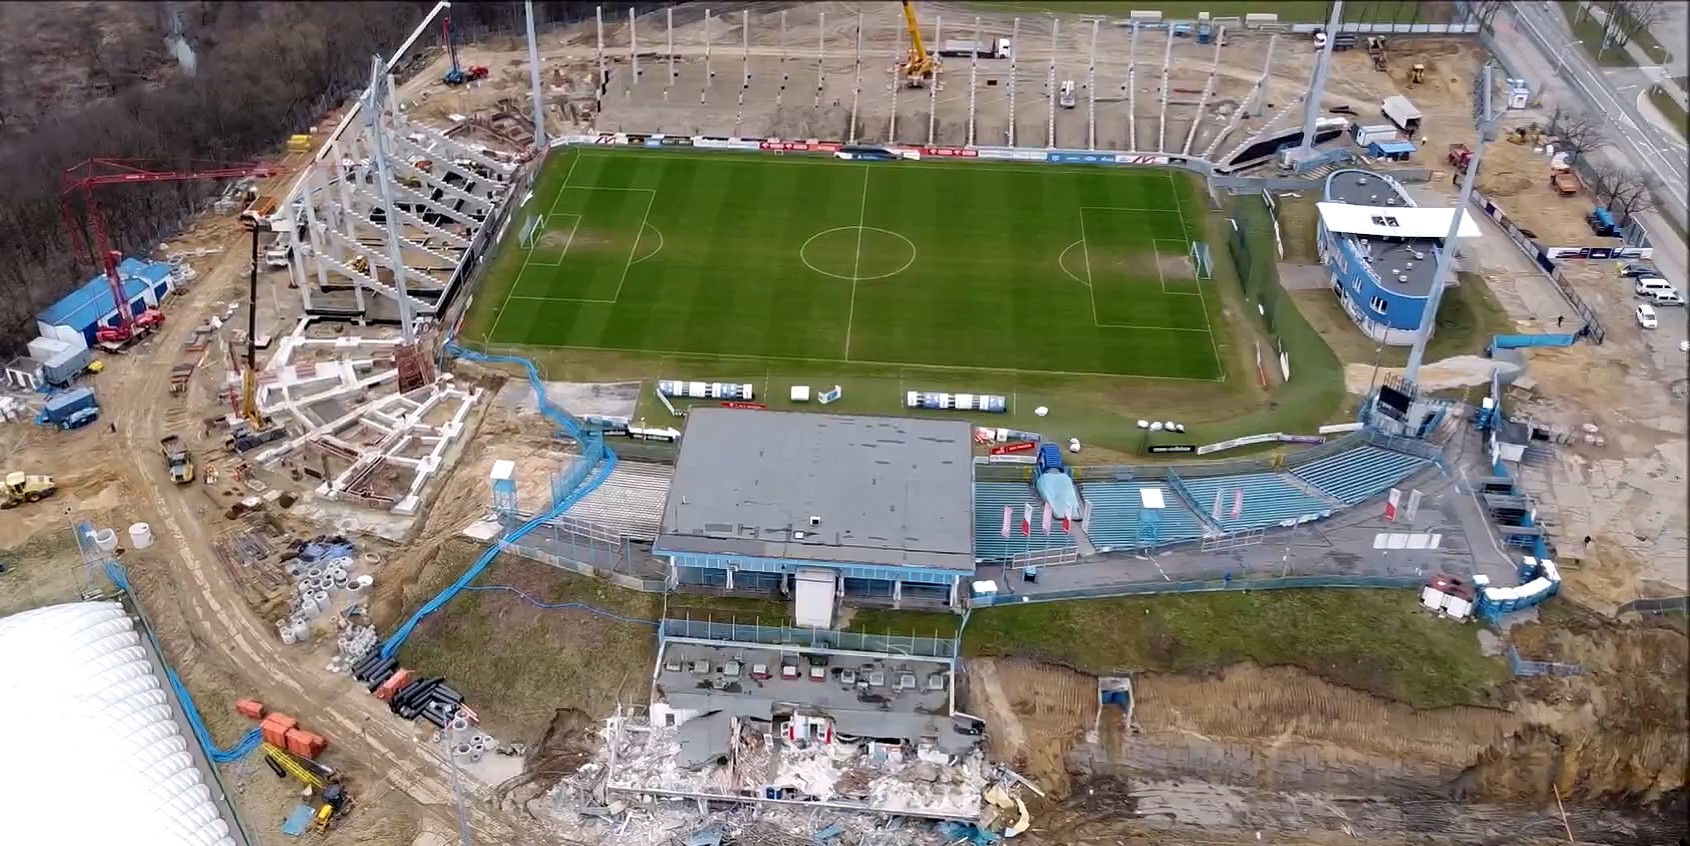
799;226;917;281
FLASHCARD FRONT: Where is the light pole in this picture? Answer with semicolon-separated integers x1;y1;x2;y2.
1552;40;1583;77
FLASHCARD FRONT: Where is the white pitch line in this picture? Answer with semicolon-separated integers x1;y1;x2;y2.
1164;170;1225;378
843;165;870;361
492;153;582;339
1079;207;1101;327
612;190;658;303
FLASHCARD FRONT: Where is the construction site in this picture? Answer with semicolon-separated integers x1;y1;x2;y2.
0;3;1684;846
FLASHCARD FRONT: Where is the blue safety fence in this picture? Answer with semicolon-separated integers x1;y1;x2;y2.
105;561;263;764
969;573;1426;607
377;343;620;659
464;584;656;627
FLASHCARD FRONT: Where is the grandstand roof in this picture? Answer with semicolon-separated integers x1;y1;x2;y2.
657;409;976;571
0;601;240;846
38;257;173;330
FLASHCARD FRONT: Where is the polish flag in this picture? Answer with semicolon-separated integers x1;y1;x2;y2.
1021;503;1033;536
1061;515;1072;534
1041;503;1053;536
1001;506;1012;537
1231;488;1244;520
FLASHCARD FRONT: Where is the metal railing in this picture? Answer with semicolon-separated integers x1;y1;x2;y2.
660;618;958;659
969;574;1425;607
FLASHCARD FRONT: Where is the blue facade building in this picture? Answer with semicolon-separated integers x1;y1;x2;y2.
654;408;976;617
1317;169;1480;345
36;257;179;348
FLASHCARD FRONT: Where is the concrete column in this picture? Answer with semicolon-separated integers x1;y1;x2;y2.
949;577;960;607
724;566;734;591
893;579;904;604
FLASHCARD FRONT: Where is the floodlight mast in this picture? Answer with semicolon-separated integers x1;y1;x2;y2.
1404;63;1499;386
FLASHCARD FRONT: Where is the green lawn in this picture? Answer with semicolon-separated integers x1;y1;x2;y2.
962;589;1512;709
967;1;1456;24
1557;2;1673;68
470;149;1221;381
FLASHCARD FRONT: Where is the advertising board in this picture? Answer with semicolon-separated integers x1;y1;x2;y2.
989;441;1038;455
1196;432;1327;455
922;146;978;158
975;147;1046;162
1147;444;1197;454
1545;246;1652;260
1047;151;1121;165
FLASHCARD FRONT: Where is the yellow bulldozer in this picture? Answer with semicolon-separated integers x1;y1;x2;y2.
1;472;57;509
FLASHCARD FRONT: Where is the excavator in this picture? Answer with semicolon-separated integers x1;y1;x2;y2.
898;1;939;88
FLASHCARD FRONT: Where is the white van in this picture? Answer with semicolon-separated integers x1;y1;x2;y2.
1058;80;1077;109
1648;288;1684;307
1634;277;1677;297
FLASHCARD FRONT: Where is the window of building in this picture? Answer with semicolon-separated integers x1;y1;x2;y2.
1369;296;1389;314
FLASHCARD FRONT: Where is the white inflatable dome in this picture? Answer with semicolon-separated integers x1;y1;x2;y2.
0;602;238;846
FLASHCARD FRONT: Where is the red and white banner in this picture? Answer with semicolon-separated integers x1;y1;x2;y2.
720;401;765;410
593;133;626;145
1041;503;1053;536
922;146;977;158
1385;488;1401;521
989;441;1037;455
1231;488;1244;520
1001;506;1012;538
759;140;842;153
1021;503;1033;537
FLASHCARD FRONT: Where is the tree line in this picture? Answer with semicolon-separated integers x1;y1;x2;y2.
0;1;651;354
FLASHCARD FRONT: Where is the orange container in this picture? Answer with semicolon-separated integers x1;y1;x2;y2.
374;669;413;703
235;699;266;720
285;728;328;759
260;713;299;748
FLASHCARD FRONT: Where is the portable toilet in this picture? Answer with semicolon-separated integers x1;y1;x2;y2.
1505;78;1531;109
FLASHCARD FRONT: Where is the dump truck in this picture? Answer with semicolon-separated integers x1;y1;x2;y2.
160;435;195;484
1;472;57;509
1550;167;1580;196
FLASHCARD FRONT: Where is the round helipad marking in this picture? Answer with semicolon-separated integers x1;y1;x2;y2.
799;226;918;281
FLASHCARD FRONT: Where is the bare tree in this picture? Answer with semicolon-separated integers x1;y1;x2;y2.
1609;1;1672;55
1547;107;1611;159
1464;0;1506;32
1589;161;1660;221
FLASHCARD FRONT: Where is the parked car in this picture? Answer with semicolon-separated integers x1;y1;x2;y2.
1648;289;1684;307
1618;262;1659;279
1636;303;1658;329
1634;277;1678;297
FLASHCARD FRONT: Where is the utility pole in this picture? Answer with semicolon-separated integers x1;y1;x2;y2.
1404;64;1499;386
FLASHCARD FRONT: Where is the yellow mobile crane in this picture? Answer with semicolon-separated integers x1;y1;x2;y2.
899;1;939;88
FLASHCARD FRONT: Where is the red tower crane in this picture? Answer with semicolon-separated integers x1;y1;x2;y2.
59;158;278;344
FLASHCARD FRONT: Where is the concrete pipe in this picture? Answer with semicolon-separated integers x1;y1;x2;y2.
94;528;120;553
345;579;366;596
128;522;155;549
299;580;315;596
286;563;304;579
279;623;298;645
330;567;348;583
475;734;494;749
468;750;483;763
307;567;324;580
450;717;470;734
362;552;381;567
313;590;330;608
355;575;375;591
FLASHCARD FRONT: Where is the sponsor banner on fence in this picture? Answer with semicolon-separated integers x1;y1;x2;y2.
660;135;693;147
1047;151;1121;165
989;441;1038;456
1546;245;1652;260
975;147;1046;162
758;139;842;153
594;133;628;145
1115;154;1172;165
558;135;596;146
1196;432;1328;455
1147;444;1197;454
693;136;729;149
922;146;978;158
986;453;1038;464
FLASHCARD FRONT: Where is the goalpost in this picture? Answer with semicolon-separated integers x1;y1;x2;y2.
517;215;544;249
1189;240;1213;281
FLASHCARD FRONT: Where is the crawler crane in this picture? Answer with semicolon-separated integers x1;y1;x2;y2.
899;1;940;88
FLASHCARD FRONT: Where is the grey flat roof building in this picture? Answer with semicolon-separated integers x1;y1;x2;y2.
656;409;976;572
1324;170;1445;298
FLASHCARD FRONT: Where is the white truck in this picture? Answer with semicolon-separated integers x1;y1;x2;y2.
935;38;1012;59
1058;80;1077;109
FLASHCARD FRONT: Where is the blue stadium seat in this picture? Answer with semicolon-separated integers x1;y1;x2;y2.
1292;446;1430;505
973;483;1073;561
1079;481;1208;550
1177;473;1332;533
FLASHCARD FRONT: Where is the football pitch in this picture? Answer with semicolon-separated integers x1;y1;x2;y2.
474;149;1226;381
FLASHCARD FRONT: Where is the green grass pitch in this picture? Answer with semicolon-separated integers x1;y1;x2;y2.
474;149;1225;381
